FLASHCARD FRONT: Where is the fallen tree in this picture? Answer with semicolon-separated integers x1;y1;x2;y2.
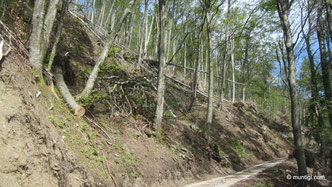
55;67;85;117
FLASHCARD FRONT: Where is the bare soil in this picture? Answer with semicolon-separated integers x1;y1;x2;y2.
0;3;297;186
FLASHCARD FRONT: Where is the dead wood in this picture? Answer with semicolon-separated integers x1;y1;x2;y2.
54;67;85;117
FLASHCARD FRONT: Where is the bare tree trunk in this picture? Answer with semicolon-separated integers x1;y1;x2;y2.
29;0;60;74
143;0;154;57
183;27;187;80
138;17;144;65
199;37;203;81
189;20;204;110
242;33;250;101
206;6;213;125
154;0;168;135
166;21;172;63
79;0;136;100
154;12;160;59
276;0;307;176
204;47;208;90
104;0;116;28
231;37;235;103
144;14;155;57
90;0;95;23
55;67;85;117
220;0;231;107
47;0;67;72
98;0;106;27
171;39;177;75
139;0;148;61
29;0;46;73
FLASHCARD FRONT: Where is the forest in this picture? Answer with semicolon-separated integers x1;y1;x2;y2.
0;0;331;186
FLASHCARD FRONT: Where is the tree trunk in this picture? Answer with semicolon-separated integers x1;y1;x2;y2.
55;67;85;117
138;17;144;65
317;0;332;173
79;0;136;100
166;20;172;63
231;38;235;103
29;0;46;73
301;5;325;153
47;0;67;72
189;19;204;110
154;12;160;59
242;33;250;101
317;0;332;132
276;0;307;176
183;28;187;80
30;0;60;74
90;0;95;23
206;7;213;125
98;0;106;27
204;48;208;90
104;0;116;28
154;0;168;135
220;0;231;107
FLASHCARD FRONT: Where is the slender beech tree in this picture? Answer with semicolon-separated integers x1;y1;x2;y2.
220;0;231;107
79;0;136;100
47;0;68;72
230;37;235;103
189;9;205;111
154;0;168;134
205;0;213;125
276;0;307;176
30;0;60;75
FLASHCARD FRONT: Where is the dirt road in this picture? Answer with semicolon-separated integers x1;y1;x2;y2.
185;157;287;187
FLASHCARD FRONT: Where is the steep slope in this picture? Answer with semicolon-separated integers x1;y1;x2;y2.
0;6;294;187
0;32;99;185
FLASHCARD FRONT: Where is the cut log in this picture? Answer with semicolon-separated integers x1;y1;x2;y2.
54;67;85;117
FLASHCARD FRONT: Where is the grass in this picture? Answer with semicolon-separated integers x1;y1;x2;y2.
229;138;253;158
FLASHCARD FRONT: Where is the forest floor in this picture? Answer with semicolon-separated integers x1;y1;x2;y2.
0;5;323;186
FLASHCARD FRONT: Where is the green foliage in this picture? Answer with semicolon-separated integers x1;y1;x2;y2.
229;138;253;158
107;47;120;58
259;0;277;11
128;91;156;119
111;141;140;178
80;66;93;79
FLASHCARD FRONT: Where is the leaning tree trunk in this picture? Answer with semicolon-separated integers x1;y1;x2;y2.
47;0;67;72
154;0;168;135
79;0;136;100
55;67;85;117
276;0;307;176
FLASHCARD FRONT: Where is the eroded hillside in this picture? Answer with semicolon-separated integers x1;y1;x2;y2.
0;4;295;187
